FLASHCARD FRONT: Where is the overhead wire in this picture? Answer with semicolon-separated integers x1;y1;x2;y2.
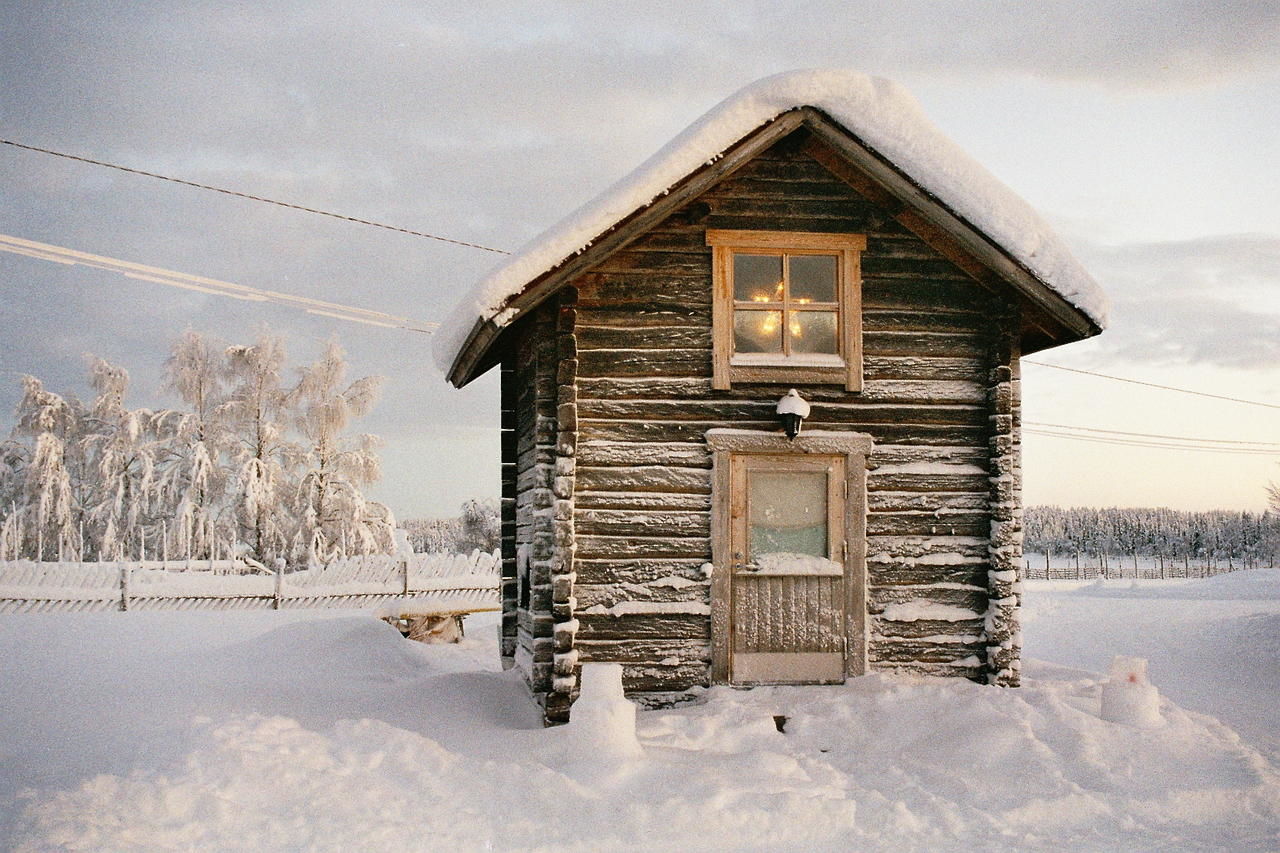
0;233;439;334
0;137;511;255
1023;359;1280;410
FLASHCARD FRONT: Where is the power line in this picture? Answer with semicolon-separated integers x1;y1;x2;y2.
1023;360;1280;410
0;233;439;334
0;137;511;255
1025;428;1280;456
1025;421;1280;448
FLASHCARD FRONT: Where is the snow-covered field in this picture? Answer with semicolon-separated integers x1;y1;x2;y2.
2;572;1278;851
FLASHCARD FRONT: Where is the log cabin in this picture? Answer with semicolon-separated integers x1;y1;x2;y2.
437;70;1107;723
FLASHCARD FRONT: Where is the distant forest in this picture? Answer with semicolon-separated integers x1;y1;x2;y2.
1024;505;1280;571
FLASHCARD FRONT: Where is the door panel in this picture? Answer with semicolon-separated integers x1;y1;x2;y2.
729;454;846;684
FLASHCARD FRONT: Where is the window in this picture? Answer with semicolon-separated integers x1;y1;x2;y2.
707;230;866;391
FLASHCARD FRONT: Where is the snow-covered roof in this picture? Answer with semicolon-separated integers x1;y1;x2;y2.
436;69;1108;375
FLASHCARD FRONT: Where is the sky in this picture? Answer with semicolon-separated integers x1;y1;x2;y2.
1;1;1277;518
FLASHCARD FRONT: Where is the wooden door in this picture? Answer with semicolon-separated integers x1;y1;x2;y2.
728;454;847;684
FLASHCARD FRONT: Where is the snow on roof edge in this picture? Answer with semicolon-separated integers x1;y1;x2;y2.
435;69;1109;374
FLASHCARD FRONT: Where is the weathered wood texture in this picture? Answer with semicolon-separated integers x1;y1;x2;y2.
502;303;561;701
560;136;1008;698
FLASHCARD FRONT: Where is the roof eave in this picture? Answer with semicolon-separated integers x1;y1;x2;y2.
445;110;811;387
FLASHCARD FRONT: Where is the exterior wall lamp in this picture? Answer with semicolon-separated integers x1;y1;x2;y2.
776;389;811;439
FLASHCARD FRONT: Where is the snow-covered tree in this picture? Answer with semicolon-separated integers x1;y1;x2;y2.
8;376;83;560
289;340;391;565
80;358;160;560
157;330;231;560
221;333;295;565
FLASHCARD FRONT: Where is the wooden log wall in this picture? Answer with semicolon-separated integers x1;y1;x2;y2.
504;303;560;700
564;134;1008;700
985;310;1023;686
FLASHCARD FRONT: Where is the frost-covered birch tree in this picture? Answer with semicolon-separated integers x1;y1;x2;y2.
7;377;83;560
80;359;159;561
289;340;393;565
158;330;231;560
221;333;294;565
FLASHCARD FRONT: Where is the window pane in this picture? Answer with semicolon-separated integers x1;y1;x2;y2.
749;471;827;558
734;310;782;353
734;254;783;303
789;255;837;303
789;311;838;354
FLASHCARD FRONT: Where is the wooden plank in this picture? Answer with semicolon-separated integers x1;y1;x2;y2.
576;534;710;559
574;465;711;494
576;439;711;467
575;490;711;511
576;324;712;350
867;513;989;537
576;612;711;641
577;348;711;378
575;557;710;586
575;509;710;539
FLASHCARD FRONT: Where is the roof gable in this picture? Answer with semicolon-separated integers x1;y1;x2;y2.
440;70;1107;386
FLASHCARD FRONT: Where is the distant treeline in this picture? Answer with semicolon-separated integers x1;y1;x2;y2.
1024;505;1280;570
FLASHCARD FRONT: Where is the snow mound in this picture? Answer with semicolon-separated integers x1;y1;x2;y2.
436;68;1107;373
13;675;1280;852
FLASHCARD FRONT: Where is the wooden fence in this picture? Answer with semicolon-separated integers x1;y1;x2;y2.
1022;554;1264;582
0;551;500;614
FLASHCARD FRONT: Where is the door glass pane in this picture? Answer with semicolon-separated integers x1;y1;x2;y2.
749;471;827;560
734;254;783;303
789;310;838;354
789;255;837;303
734;310;782;353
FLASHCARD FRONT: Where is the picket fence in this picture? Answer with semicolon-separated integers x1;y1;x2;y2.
0;550;500;614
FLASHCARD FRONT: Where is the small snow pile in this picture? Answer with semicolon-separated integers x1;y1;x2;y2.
1099;655;1163;728
565;663;642;760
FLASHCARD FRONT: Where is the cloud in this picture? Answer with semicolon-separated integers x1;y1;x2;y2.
1074;234;1280;368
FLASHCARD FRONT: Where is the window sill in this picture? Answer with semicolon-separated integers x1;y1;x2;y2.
727;361;850;387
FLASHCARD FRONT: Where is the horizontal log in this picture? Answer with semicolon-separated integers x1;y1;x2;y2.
578;398;987;427
591;251;710;275
870;444;990;466
869;586;988;612
577;439;711;467
622;663;710;693
576;376;985;406
867;512;990;537
576;638;711;665
574;557;711;586
869;616;985;640
577;612;711;641
705;213;872;234
576;509;710;539
863;330;988;358
862;280;996;313
708;175;864;200
863;311;987;334
583;419;987;446
866;535;990;561
867;491;990;513
575;580;708;609
577;275;711;307
868;472;991;493
576;490;711;512
577;534;711;560
575;465;711;494
577;325;712;350
862;255;967;280
868;641;985;665
704;195;881;222
575;305;709;328
577;348;711;378
862;355;987;382
868;562;990;588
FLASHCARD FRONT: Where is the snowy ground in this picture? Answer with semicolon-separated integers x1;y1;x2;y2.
2;573;1278;851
